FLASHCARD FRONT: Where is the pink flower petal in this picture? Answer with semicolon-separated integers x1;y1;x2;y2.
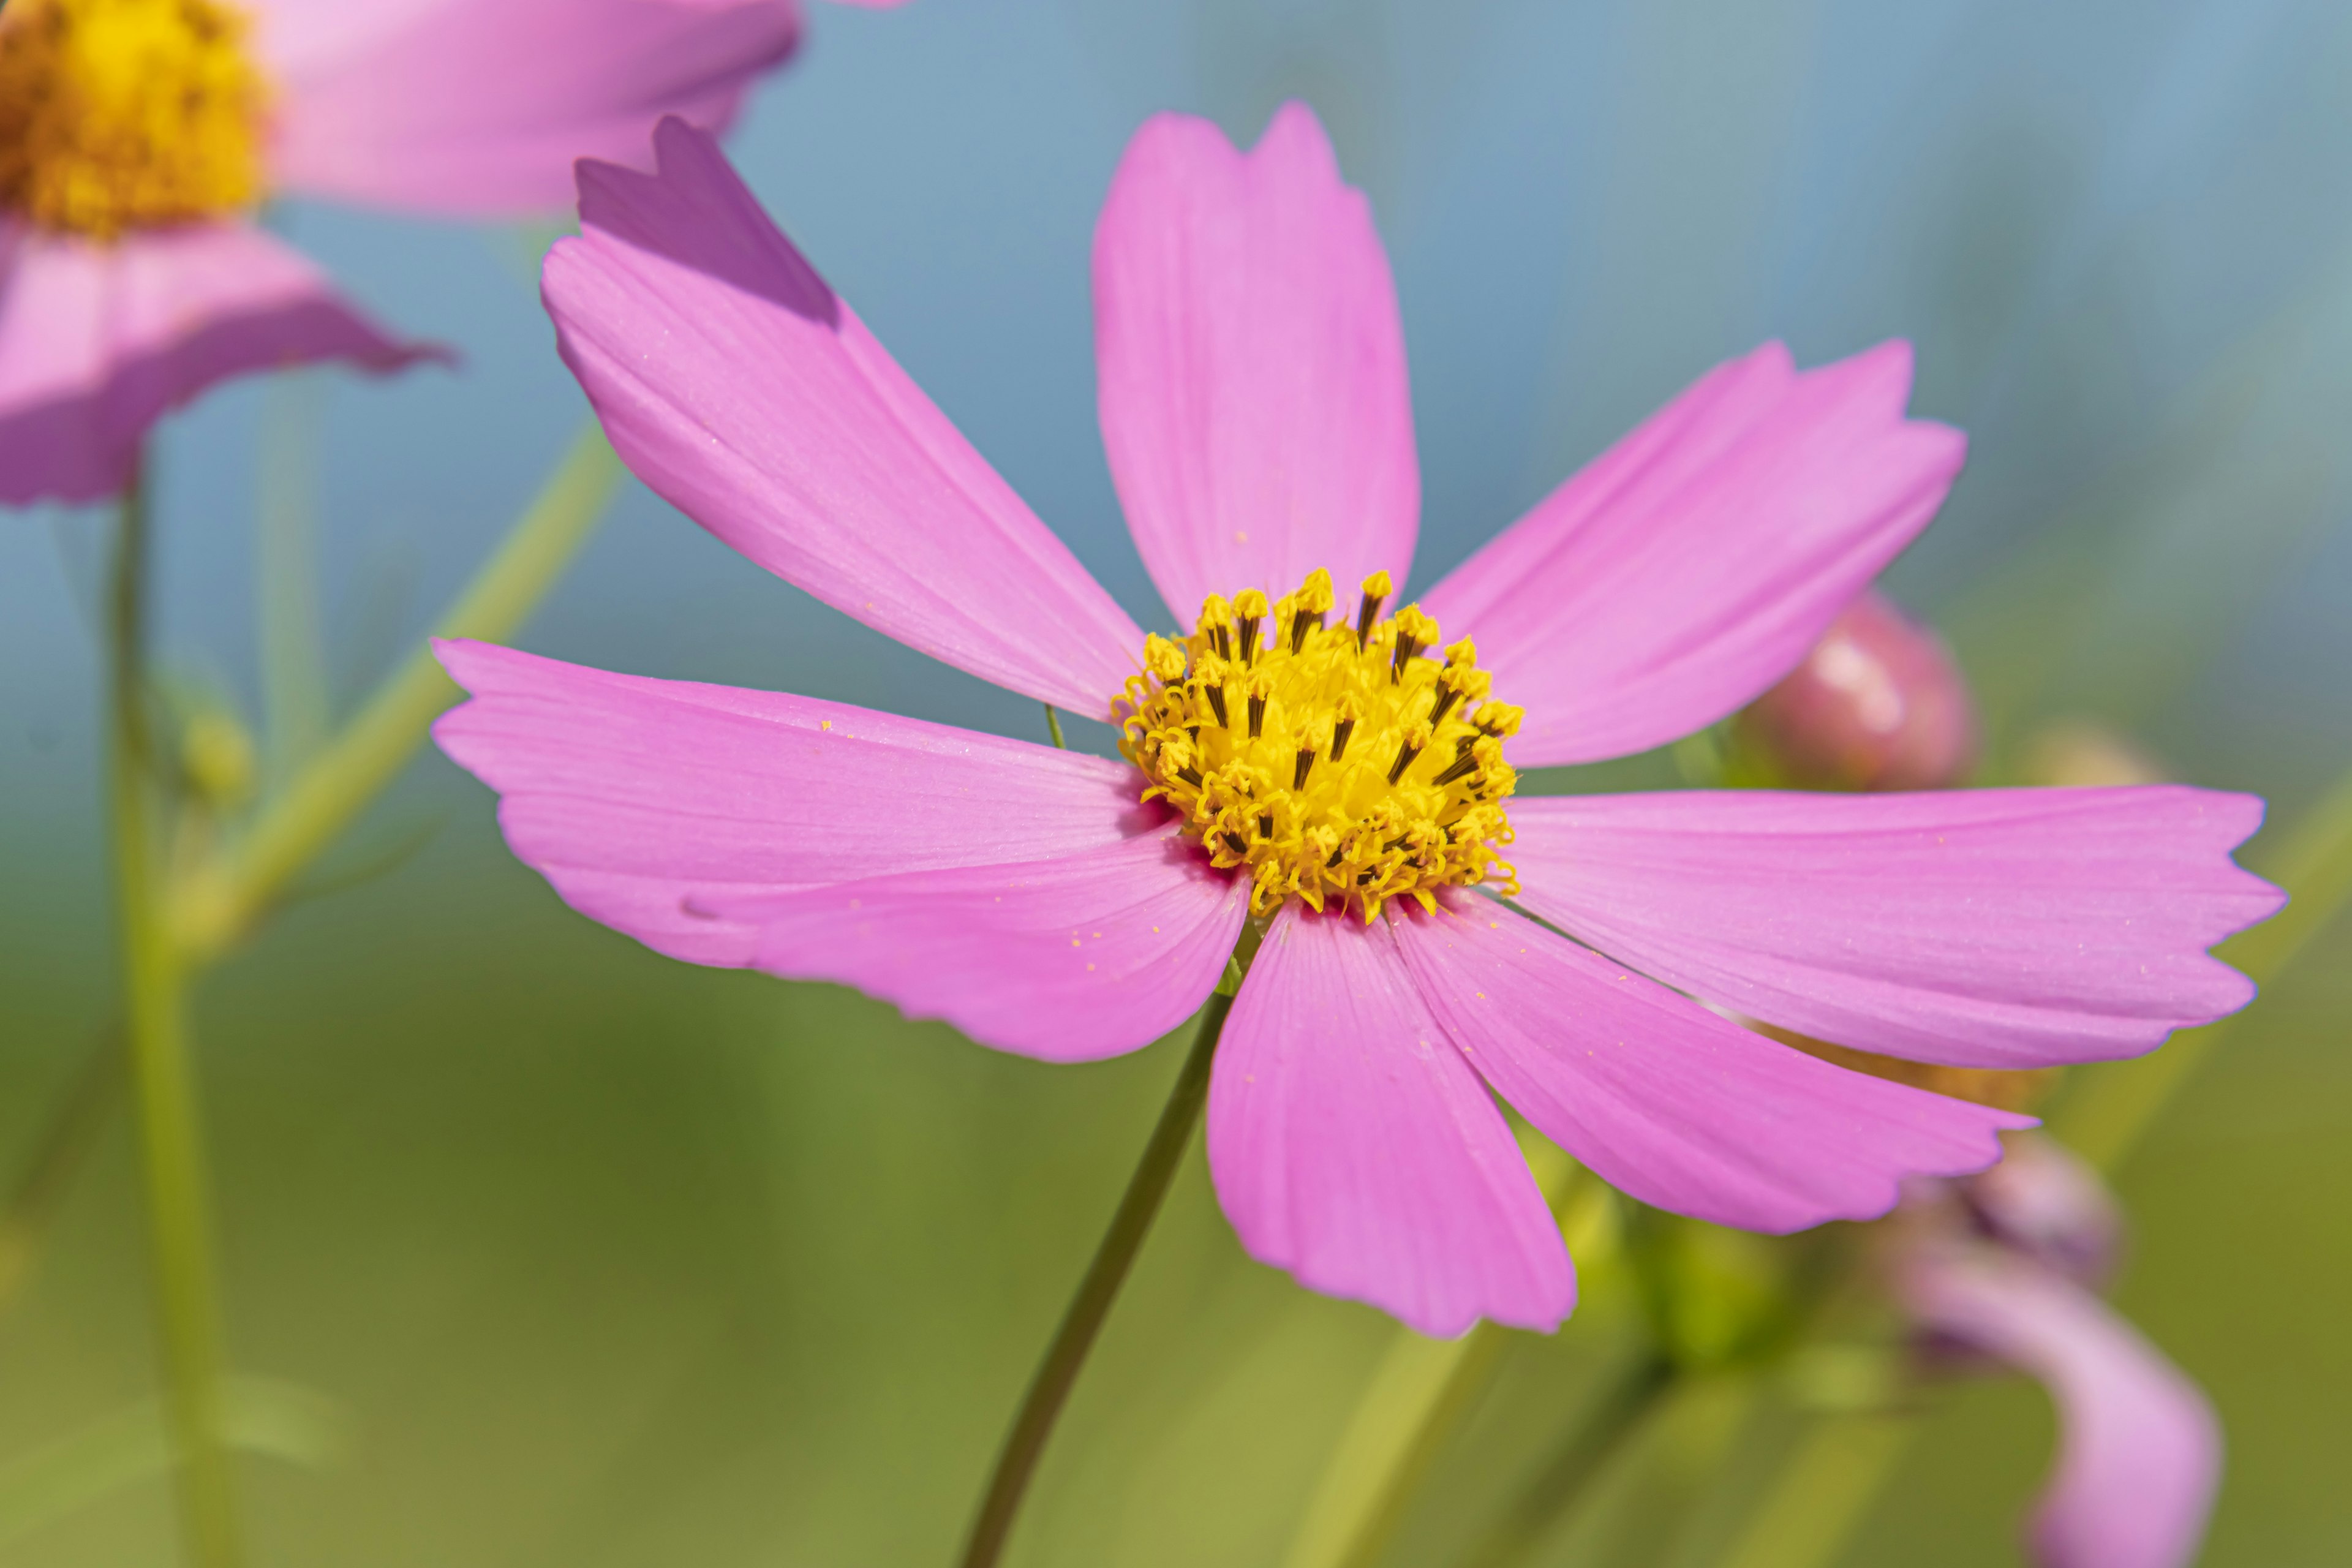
1391;897;2030;1232
1904;1248;2220;1568
1423;341;1965;767
541;119;1144;715
1207;905;1574;1337
431;639;1152;966
688;824;1244;1061
0;222;436;506
1508;787;2283;1069
263;0;804;216
1094;103;1417;626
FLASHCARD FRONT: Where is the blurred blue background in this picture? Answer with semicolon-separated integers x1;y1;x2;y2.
3;0;2349;1562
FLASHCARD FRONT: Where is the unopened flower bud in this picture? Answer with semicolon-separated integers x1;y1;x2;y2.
180;709;256;809
1735;591;1977;791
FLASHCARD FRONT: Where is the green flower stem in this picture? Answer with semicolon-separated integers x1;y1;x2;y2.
1706;767;2352;1568
176;424;623;962
1281;1147;1597;1568
1708;1412;1913;1568
1295;1322;1510;1568
1043;704;1067;749
957;984;1237;1568
0;1022;124;1318
108;469;246;1568
1458;1350;1678;1568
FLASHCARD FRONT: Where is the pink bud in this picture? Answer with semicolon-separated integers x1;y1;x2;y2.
1736;590;1978;791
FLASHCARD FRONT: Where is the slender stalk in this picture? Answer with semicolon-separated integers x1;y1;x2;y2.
1042;704;1067;750
1284;1148;1597;1568
256;374;330;785
1708;1414;1913;1568
1327;1324;1509;1568
1458;1351;1676;1568
108;469;245;1568
0;1023;125;1318
176;424;623;960
957;987;1235;1568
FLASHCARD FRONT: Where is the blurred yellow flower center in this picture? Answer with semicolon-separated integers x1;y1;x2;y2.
0;0;267;241
1119;569;1522;920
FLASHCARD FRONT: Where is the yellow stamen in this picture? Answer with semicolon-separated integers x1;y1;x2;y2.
0;0;268;241
1119;571;1520;920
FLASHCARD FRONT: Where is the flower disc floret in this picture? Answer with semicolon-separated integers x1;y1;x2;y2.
1118;568;1523;919
0;0;266;240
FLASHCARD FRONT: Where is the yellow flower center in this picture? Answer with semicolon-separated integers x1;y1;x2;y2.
0;0;267;241
1118;569;1523;920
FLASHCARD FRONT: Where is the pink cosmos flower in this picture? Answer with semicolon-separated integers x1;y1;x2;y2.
432;107;2283;1336
0;0;907;505
1902;1137;2219;1568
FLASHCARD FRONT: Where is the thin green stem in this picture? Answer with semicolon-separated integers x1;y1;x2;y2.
256;374;330;785
108;467;245;1568
1326;1324;1508;1568
1042;704;1067;750
1708;1414;1913;1568
177;424;623;960
957;987;1235;1568
1458;1351;1676;1568
0;1023;125;1319
1283;1149;1597;1568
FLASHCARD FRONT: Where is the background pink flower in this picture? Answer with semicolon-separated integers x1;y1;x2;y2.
435;108;2281;1336
0;0;908;505
1904;1137;2220;1568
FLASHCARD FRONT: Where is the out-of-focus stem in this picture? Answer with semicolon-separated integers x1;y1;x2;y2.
108;468;246;1568
1281;1149;1596;1568
957;986;1235;1568
1708;1413;1913;1568
1457;1350;1677;1568
256;374;331;784
176;424;622;961
1043;704;1067;749
0;1025;124;1317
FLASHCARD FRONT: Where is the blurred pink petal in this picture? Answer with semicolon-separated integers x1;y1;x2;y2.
1905;1249;2220;1568
1391;897;2030;1232
1094;103;1417;625
0;222;435;506
688;824;1244;1061
1508;787;2282;1068
1422;341;1965;767
541;119;1143;715
262;0;805;215
1207;905;1575;1336
1962;1133;2122;1289
431;639;1150;965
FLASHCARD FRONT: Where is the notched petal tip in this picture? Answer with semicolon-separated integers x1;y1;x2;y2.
566;114;838;330
1394;899;2037;1237
1509;786;2290;1072
1425;336;1970;769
